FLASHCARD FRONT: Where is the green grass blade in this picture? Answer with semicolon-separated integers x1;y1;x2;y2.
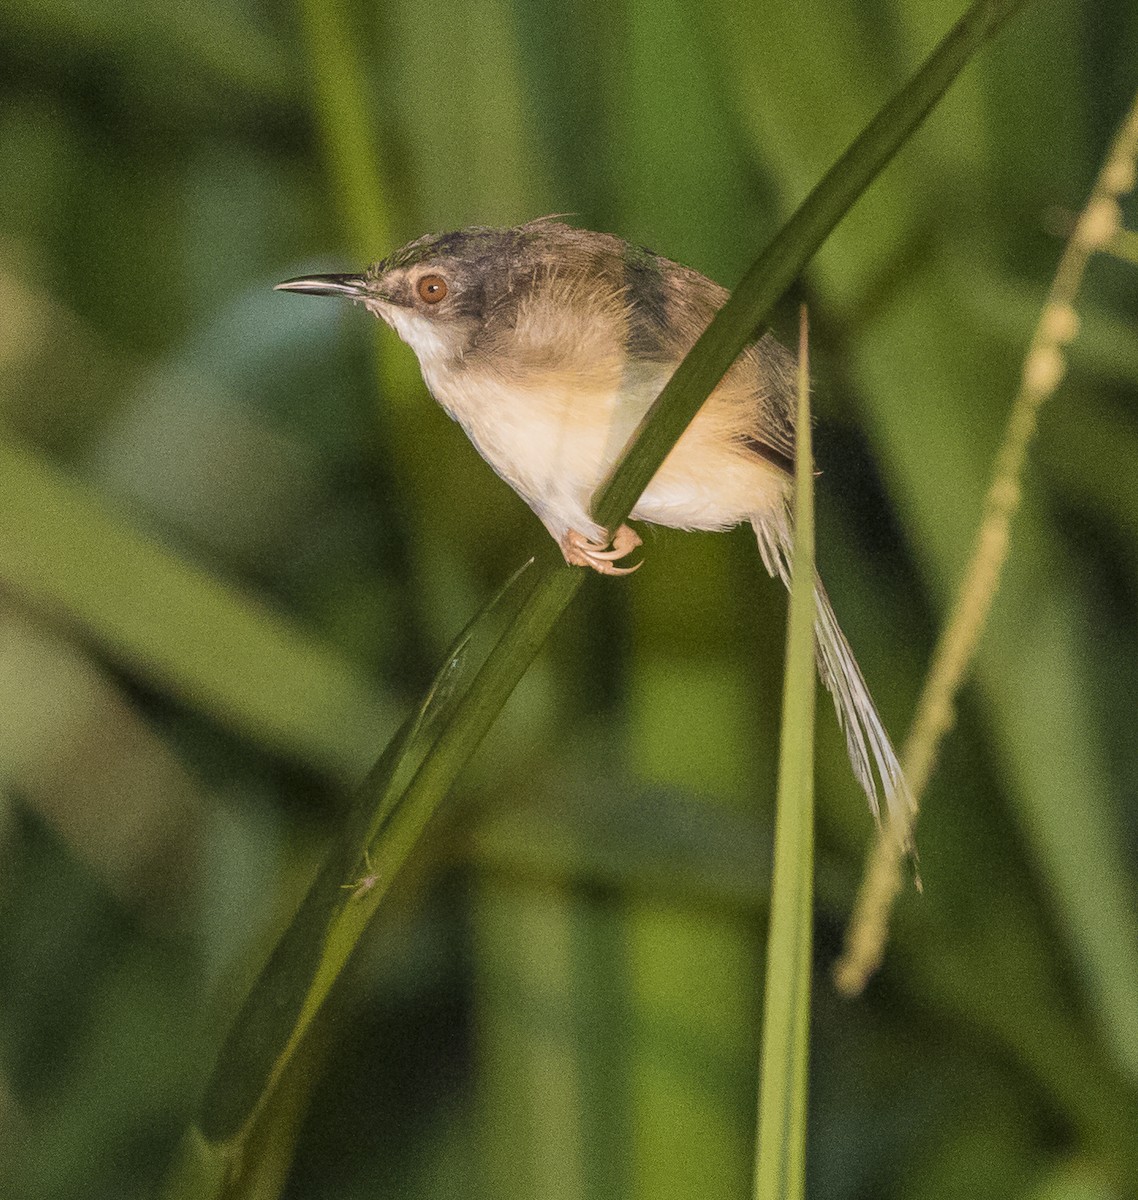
593;0;1031;533
753;312;816;1200
294;0;425;407
297;0;393;261
194;556;545;1145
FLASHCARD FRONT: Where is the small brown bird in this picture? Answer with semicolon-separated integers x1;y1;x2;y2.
278;219;911;825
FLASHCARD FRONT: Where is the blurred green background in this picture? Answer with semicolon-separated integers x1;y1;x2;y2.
2;0;1137;1197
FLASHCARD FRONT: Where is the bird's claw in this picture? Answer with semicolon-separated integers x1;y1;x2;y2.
560;525;643;576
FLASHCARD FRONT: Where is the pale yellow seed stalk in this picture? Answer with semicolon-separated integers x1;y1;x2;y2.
835;88;1138;997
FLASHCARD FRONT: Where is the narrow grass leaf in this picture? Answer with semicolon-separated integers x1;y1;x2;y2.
593;0;1031;534
195;557;541;1146
753;310;816;1200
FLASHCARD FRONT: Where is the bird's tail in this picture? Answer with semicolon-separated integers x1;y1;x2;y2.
752;508;914;838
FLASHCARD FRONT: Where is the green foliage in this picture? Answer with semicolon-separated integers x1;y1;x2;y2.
1;1;1137;1199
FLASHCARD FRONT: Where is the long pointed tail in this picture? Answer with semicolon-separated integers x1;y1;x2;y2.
752;509;914;834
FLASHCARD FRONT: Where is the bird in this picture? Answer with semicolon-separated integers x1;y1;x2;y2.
277;218;912;827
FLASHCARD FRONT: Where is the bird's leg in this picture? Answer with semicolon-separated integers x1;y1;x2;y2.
560;525;643;576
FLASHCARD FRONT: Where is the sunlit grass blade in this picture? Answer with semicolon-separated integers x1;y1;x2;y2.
753;309;816;1200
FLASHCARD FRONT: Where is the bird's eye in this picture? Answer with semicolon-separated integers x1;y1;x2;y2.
417;274;448;304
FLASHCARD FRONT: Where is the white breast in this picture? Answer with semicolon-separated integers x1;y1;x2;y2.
422;361;644;540
425;361;786;540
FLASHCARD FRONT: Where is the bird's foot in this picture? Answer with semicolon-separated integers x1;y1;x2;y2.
560;525;643;576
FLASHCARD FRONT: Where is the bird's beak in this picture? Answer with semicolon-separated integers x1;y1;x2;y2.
275;273;370;298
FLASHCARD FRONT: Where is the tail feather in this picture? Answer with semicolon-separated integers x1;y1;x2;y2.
752;510;914;835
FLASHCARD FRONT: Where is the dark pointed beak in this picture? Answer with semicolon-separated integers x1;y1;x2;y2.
275;273;369;298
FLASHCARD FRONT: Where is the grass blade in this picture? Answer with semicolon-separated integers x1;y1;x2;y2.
592;0;1030;533
194;556;545;1146
753;310;816;1200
